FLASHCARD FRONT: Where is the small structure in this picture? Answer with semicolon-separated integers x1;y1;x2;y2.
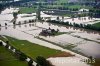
79;8;89;12
78;8;89;14
39;28;59;36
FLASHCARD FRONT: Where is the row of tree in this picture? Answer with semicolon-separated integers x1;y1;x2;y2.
0;4;5;14
0;40;53;66
47;20;100;31
89;9;100;18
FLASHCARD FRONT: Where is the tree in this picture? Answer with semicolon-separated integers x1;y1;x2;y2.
28;59;33;66
10;46;14;50
0;24;1;27
62;16;64;22
13;21;16;25
5;41;9;48
5;44;9;48
13;12;18;19
80;23;83;28
56;17;59;21
36;56;52;66
66;21;69;25
5;23;7;26
19;53;27;61
0;41;3;46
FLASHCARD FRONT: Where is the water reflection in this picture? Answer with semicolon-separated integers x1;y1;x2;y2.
33;22;100;58
48;22;51;26
0;21;100;58
74;42;100;58
0;28;1;31
50;22;100;35
5;26;7;30
13;25;16;29
31;23;34;26
19;25;21;28
29;24;31;27
24;25;27;27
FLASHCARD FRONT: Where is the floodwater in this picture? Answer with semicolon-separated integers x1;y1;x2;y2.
0;8;100;59
47;57;90;66
34;22;100;58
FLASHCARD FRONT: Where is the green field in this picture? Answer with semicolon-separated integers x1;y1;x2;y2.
0;36;61;60
93;22;100;28
0;46;27;66
19;7;36;13
18;0;90;14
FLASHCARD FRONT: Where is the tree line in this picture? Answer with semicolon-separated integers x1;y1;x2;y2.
0;40;53;66
47;20;100;31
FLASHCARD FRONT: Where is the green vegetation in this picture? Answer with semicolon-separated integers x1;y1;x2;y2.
0;46;27;66
18;0;91;14
65;44;76;50
28;59;33;66
47;20;100;31
36;56;52;66
19;7;36;14
93;22;100;28
67;5;82;9
0;36;61;60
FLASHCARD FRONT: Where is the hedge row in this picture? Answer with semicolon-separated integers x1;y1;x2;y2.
0;40;35;66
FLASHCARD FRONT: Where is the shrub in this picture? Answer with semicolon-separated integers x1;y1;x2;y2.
5;44;9;49
0;41;3;46
6;41;9;44
15;50;27;61
36;56;52;66
47;20;100;31
28;59;33;66
19;53;27;61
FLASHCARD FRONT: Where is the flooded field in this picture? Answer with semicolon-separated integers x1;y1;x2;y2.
0;8;100;66
0;20;100;58
34;22;100;58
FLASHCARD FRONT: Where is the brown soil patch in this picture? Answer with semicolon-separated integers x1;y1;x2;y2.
49;51;75;58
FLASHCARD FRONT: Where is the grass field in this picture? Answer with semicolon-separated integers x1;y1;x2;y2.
19;7;36;13
0;46;27;66
0;36;62;60
93;22;100;28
